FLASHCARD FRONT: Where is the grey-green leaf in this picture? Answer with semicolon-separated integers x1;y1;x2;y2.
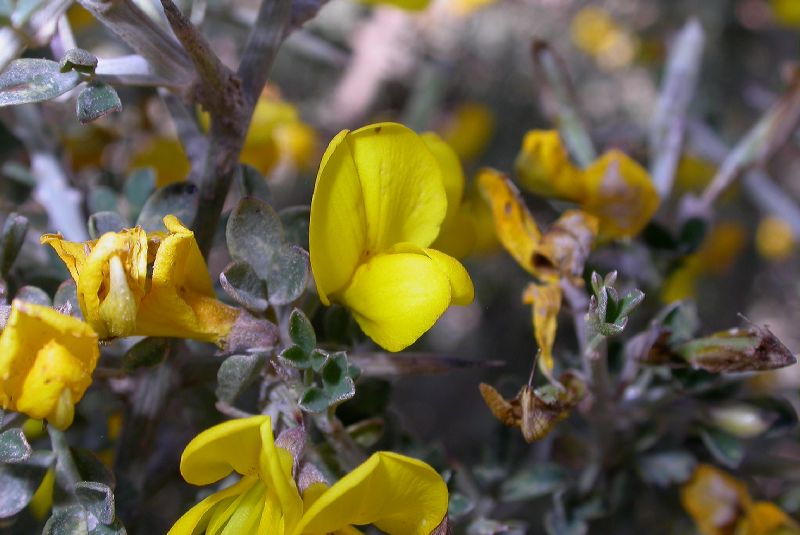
637;451;696;487
699;427;745;469
0;428;31;463
77;82;122;124
59;48;98;74
15;285;51;306
500;464;567;501
216;353;266;403
299;386;329;413
43;504;89;535
0;59;81;107
75;481;115;525
136;182;199;232
124;168;156;221
236;165;270;202
0;450;53;517
279;345;310;369
279;206;310;250
122;337;169;371
289;308;315;354
220;262;269;312
88;212;127;240
0;212;27;277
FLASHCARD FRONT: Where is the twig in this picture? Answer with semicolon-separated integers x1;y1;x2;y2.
649;19;704;199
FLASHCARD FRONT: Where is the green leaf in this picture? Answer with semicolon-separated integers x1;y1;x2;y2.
637;451;696;487
70;448;115;489
0;212;27;277
500;464;567;501
299;386;329;413
236;165;270;202
122;337;169;371
88;186;118;215
88;212;127;240
77;82;122;124
124;168;156;221
279;206;310;250
321;352;355;405
75;481;114;525
699;427;745;469
309;349;328;372
43;504;88;535
136;182;199;232
220;262;269;312
226;198;309;305
0;59;81;107
15;285;51;306
289;308;315;354
0;450;53;517
279;345;310;369
448;493;474;520
216;353;266;403
0;428;31;463
346;418;384;448
59;48;98;75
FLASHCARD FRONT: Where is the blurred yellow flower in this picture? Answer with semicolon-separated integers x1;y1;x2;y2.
357;0;431;11
771;0;800;28
514;130;656;241
309;123;474;352
570;6;638;70
440;102;495;162
29;468;55;520
756;216;794;261
42;216;239;344
661;222;746;303
681;464;798;535
0;301;99;430
169;415;448;534
129;137;191;188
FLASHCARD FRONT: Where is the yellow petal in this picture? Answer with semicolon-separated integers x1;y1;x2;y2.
755;216;793;262
341;252;452;352
421;132;464;231
294;451;448;535
433;210;478;260
310;124;448;306
740;502;797;535
258;418;303;533
581;149;660;240
440;102;495;162
680;464;752;535
523;281;562;379
309;129;367;304
136;216;239;343
356;0;430;10
514;130;584;201
477;168;541;275
168;476;258;535
40;234;89;282
180;415;271;486
29;468;55;519
423;248;474;306
0;301;99;429
129;137;190;188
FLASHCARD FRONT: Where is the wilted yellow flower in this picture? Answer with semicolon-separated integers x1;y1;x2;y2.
42;215;239;344
514;130;659;240
309;123;474;352
440;102;495;162
169;415;448;534
681;464;798;535
0;301;100;430
756;216;795;261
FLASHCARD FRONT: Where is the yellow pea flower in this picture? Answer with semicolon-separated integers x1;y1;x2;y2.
681;464;798;535
570;6;637;71
0;301;100;430
129;137;191;188
771;0;800;28
42;215;239;344
756;216;795;261
309;123;474;352
169;415;448;535
439;102;495;162
514;130;659;241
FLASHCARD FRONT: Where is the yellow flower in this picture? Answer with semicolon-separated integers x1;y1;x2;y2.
0;301;100;430
309;123;474;352
681;464;798;535
357;0;430;11
42;215;239;344
771;0;800;28
514;130;659;240
570;6;637;70
756;216;794;261
169;415;448;535
130;137;191;188
439;102;495;162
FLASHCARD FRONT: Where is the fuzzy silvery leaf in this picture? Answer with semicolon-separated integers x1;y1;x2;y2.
122;337;169;371
77;82;122;124
71;448;115;489
54;280;81;318
59;48;98;74
88;212;127;240
220;261;269;312
0;450;53;518
288;308;315;354
500;463;567;501
216;353;266;403
0;59;81;107
43;505;88;535
236;165;270;202
0;212;27;277
298;386;329;413
123;168;156;221
227;198;309;305
699;427;744;469
0;428;31;463
280;206;310;250
280;345;310;369
15;285;51;305
75;481;115;525
136;182;199;232
636;451;696;487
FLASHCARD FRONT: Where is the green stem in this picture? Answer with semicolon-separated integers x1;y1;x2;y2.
49;427;81;492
